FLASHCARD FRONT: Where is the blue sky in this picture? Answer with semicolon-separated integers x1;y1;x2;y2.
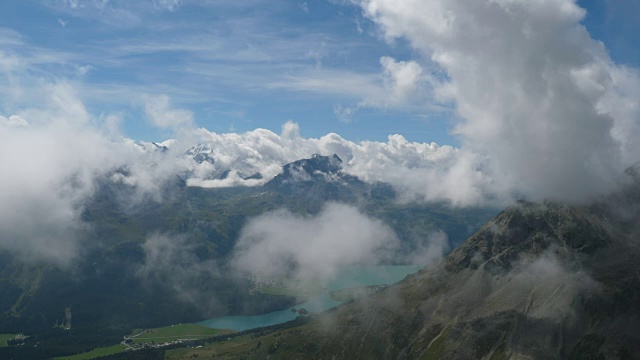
0;0;638;146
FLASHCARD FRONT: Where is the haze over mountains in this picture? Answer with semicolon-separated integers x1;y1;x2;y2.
182;177;640;359
1;0;640;359
3;0;640;262
3;0;640;271
0;152;497;359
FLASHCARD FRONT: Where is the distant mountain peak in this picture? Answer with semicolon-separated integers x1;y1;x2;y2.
269;154;344;185
185;144;214;164
260;154;371;202
134;141;169;153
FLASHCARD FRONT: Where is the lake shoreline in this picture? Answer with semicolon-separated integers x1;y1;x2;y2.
199;265;423;332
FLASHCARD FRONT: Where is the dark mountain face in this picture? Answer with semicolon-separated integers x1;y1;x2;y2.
189;188;640;359
264;154;365;202
286;153;342;172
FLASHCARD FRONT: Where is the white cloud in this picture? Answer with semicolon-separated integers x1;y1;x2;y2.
274;57;436;121
379;56;424;105
333;104;358;123
0;95;491;267
7;0;640;266
0;83;194;265
143;94;194;129
180;121;501;206
153;0;182;11
0;98;124;264
299;2;309;13
0;114;29;127
231;203;398;281
336;56;433;118
186;170;265;188
353;0;640;203
273;69;384;100
598;65;640;164
0;51;23;73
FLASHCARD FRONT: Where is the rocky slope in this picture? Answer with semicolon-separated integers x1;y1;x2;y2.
170;190;640;359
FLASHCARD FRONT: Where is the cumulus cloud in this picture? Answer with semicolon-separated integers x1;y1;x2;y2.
187;170;265;188
174;0;640;205
330;56;431;121
351;0;640;203
0;114;29;127
333;104;358;123
378;56;425;105
231;203;399;281
0;79;485;267
179;121;504;205
0;83;192;265
0;84;127;264
6;0;639;267
170;121;498;205
143;94;194;129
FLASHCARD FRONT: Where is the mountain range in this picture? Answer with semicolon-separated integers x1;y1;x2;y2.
3;152;639;359
161;170;640;359
0;154;496;359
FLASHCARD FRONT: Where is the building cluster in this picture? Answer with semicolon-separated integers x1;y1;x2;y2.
121;337;188;351
247;274;290;293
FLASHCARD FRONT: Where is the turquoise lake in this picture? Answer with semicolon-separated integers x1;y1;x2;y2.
199;265;422;332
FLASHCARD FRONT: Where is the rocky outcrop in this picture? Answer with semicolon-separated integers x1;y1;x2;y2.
186;192;640;359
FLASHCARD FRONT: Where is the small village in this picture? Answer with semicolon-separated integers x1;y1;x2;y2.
121;328;208;352
247;274;290;292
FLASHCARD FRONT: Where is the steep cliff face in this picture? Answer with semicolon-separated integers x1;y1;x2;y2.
174;194;640;360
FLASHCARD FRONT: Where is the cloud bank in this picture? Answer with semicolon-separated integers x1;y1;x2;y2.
0;84;126;265
353;0;640;202
2;0;639;268
144;94;194;129
0;81;477;266
231;203;398;281
0;85;191;265
180;121;498;206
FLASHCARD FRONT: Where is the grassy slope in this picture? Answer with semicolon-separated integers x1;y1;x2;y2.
54;344;128;360
0;334;17;347
164;329;310;360
53;325;229;360
129;324;230;344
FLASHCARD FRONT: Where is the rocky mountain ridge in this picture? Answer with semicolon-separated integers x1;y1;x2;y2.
171;189;640;359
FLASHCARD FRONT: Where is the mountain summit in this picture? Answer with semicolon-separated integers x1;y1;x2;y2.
263;154;372;203
267;154;345;185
